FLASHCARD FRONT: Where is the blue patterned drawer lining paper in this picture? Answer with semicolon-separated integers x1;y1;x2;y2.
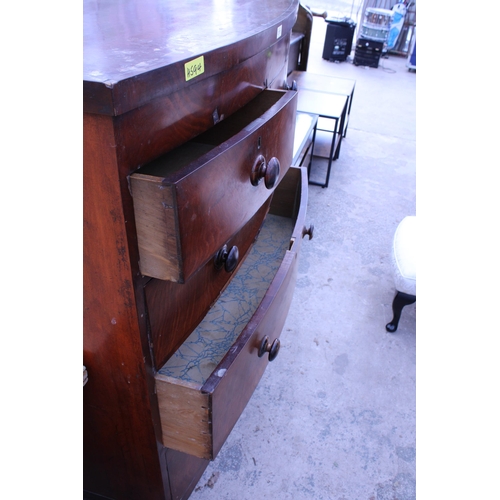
158;214;294;387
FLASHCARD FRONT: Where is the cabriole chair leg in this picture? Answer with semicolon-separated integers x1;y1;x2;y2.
386;291;416;333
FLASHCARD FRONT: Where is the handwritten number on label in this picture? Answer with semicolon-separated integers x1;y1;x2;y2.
186;62;202;78
185;56;205;81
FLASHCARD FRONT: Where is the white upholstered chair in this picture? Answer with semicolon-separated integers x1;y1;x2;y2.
386;216;416;332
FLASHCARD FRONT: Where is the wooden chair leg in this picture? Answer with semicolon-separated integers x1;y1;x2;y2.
386;291;416;332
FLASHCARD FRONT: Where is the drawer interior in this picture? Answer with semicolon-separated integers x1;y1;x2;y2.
192;90;287;146
132;89;288;180
130;88;297;283
157;212;294;387
145;198;273;370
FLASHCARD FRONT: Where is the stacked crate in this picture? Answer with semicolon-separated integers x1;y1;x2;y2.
353;7;392;68
353;39;384;68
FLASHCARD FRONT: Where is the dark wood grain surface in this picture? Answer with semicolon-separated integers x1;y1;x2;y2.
165;448;209;500
209;249;299;458
145;198;272;370
84;0;298;115
113;36;290;169
83;1;300;498
83;113;170;500
150;167;307;463
131;89;297;283
206;167;307;458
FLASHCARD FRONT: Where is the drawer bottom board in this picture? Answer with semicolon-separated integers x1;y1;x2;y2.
158;213;294;386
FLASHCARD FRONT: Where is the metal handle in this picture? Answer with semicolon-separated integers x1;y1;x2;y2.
258;336;280;362
214;245;239;273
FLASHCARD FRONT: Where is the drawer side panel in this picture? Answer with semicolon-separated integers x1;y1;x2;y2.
156;375;212;460
130;175;182;281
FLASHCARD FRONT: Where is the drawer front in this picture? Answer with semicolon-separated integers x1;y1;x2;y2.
155;166;310;460
209;250;299;458
144;198;273;370
113;34;291;172
131;89;298;283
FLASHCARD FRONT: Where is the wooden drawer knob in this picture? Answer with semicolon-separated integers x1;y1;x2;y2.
258;336;280;361
214;244;239;273
250;155;280;189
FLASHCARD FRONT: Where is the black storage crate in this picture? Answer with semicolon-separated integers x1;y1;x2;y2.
353;39;383;68
322;17;356;62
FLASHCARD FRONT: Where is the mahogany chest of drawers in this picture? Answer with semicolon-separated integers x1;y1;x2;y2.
83;1;310;499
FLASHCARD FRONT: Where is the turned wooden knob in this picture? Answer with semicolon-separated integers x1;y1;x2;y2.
258;336;280;361
302;224;314;240
214;245;239;273
250;155;280;189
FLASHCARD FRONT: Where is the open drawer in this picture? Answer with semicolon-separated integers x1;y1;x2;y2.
154;166;312;460
130;89;297;283
145;198;274;370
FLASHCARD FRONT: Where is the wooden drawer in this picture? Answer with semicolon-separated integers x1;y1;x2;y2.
154;166;311;460
144;198;274;370
130;89;297;283
107;33;292;172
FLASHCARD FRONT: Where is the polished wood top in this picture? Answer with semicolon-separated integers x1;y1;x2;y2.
84;0;298;115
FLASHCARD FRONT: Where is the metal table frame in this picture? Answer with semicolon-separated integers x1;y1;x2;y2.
288;70;356;138
296;89;348;188
292;111;319;168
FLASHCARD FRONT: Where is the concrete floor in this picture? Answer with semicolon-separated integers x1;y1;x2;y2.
190;16;416;500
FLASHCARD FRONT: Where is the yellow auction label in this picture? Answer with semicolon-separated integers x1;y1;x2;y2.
184;56;205;81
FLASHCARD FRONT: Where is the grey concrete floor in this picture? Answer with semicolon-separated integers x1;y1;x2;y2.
190;16;416;500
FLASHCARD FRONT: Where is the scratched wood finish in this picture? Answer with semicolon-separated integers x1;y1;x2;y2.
114;35;291;174
84;0;298;115
154;167;308;460
145;199;273;370
130;90;297;282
